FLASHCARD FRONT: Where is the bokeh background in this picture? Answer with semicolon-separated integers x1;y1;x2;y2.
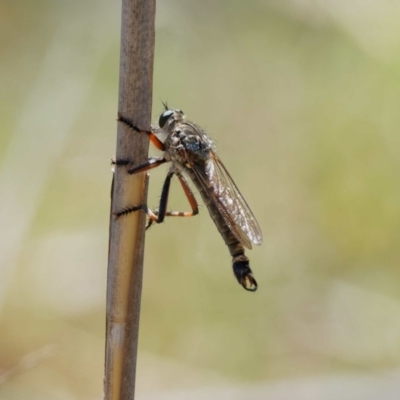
1;0;400;399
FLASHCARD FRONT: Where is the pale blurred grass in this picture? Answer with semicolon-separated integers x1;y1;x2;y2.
1;0;400;399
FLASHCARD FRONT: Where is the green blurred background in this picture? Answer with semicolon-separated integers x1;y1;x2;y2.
1;0;400;399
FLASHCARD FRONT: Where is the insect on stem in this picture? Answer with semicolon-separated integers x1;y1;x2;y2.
115;108;262;291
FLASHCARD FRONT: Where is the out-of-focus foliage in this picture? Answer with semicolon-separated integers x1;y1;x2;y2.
1;1;400;399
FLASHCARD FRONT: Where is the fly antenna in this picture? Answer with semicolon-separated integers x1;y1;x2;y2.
162;100;169;110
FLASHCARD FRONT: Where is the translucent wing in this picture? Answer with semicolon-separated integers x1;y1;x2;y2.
185;150;263;249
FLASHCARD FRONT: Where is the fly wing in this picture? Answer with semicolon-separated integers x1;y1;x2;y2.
186;150;263;249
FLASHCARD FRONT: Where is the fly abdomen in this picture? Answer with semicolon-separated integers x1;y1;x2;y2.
189;172;258;291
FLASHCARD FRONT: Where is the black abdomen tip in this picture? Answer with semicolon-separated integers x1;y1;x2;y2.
233;260;258;292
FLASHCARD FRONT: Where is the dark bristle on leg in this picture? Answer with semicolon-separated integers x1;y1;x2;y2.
114;205;145;218
117;113;142;133
145;219;154;230
232;259;258;292
111;158;134;166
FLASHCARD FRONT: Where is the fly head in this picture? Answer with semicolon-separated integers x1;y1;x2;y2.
158;109;185;131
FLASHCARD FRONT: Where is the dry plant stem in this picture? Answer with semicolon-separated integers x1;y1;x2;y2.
105;1;155;399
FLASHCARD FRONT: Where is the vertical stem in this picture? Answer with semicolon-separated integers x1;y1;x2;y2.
105;1;155;399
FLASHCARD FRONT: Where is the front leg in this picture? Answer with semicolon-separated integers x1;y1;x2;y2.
117;113;165;151
112;157;167;174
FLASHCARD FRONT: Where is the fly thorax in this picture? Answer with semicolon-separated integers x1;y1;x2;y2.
181;133;212;163
166;129;211;164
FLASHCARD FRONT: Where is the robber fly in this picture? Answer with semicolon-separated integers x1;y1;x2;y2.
114;106;262;291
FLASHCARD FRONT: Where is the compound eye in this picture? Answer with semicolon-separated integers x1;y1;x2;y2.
159;110;174;128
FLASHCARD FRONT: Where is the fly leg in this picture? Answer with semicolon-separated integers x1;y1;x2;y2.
112;156;167;219
117;113;165;151
146;172;199;229
113;157;168;223
115;171;199;230
112;157;167;173
113;112;166;222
